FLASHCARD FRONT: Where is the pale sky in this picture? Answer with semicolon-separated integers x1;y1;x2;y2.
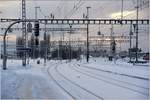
0;0;149;51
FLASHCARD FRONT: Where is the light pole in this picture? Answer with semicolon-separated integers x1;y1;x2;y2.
86;6;91;63
2;19;39;70
3;21;20;70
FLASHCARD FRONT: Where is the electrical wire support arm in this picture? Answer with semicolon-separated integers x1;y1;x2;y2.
1;18;149;25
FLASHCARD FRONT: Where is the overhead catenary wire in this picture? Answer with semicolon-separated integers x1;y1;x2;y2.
87;0;149;35
64;0;82;18
113;0;149;19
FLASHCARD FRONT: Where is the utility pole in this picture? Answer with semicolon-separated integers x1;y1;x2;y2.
35;6;40;19
129;23;133;62
86;6;91;63
121;0;124;20
35;6;40;59
110;24;113;55
135;0;139;62
69;25;72;62
22;0;27;66
110;24;115;58
44;16;47;66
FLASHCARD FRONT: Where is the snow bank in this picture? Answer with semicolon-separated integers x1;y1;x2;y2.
1;70;24;99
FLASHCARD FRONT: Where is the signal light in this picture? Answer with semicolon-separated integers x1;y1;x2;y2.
27;22;32;33
34;22;39;37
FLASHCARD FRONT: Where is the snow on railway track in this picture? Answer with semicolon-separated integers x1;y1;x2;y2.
70;64;149;96
47;63;75;100
74;64;149;90
77;64;149;81
75;63;149;90
56;63;148;100
47;62;104;100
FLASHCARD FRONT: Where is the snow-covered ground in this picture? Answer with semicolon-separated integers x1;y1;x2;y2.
0;60;72;99
0;57;149;100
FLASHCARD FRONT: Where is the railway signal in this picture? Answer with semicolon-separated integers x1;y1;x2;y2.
34;22;40;37
1;18;149;69
27;22;32;33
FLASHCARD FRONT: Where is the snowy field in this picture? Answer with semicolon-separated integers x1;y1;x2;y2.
0;57;149;100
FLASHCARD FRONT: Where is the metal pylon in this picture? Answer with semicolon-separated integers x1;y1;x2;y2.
22;0;27;66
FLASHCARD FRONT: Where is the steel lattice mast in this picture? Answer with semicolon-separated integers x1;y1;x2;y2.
22;0;27;66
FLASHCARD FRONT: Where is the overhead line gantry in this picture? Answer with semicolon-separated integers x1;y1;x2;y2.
1;18;149;25
1;18;149;69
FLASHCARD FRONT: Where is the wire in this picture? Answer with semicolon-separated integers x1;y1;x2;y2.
64;0;81;18
88;0;149;34
52;0;63;17
64;0;85;18
113;0;149;19
69;1;85;18
39;7;47;18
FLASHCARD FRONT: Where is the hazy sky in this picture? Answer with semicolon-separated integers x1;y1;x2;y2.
0;0;149;19
0;0;149;51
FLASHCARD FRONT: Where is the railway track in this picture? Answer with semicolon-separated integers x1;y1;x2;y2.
69;64;149;96
47;62;104;100
74;64;148;90
46;63;76;100
55;65;104;100
76;64;149;81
